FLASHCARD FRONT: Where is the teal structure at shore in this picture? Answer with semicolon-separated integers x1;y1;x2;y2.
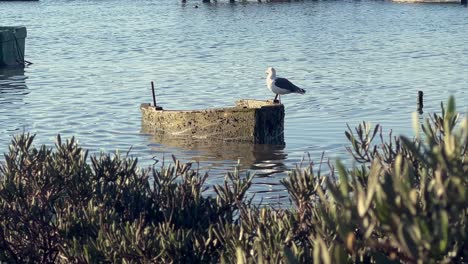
0;27;27;68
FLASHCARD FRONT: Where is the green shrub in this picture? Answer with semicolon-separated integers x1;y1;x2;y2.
319;96;468;263
0;96;466;263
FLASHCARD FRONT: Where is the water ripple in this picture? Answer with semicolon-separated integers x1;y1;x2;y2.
0;0;467;204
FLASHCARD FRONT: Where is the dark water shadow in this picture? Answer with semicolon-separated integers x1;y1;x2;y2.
143;132;287;176
142;132;292;207
0;67;29;105
0;67;29;139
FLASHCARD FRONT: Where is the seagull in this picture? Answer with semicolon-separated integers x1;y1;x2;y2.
266;67;306;103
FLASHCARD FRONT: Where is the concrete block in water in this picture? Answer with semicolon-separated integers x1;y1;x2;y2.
141;99;284;144
0;27;27;68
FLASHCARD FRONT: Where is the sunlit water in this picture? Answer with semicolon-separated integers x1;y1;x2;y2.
1;0;467;204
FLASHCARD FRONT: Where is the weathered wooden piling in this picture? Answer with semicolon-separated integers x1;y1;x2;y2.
141;99;285;144
0;27;27;68
417;90;424;113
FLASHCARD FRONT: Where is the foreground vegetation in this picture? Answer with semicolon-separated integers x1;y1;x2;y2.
0;97;466;263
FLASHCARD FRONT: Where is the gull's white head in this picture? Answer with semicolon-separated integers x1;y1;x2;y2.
266;67;276;79
266;67;276;75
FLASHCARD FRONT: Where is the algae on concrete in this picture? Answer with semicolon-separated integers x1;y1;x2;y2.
141;99;285;144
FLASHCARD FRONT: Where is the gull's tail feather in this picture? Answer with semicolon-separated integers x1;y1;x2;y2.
297;88;306;95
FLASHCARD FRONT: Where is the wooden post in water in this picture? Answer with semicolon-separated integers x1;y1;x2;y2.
417;91;424;114
462;0;467;5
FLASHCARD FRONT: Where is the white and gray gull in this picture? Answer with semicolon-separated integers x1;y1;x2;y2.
266;67;306;103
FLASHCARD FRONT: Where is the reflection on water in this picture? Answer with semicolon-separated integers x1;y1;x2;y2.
145;132;287;175
0;67;28;101
0;68;29;135
144;132;290;205
1;0;467;205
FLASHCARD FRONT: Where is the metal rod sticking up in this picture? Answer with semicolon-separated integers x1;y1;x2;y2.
151;81;157;108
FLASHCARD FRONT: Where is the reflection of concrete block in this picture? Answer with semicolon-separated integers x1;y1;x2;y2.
0;27;27;68
141;99;285;144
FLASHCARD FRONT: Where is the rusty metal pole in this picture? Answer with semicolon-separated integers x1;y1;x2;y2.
151;81;157;107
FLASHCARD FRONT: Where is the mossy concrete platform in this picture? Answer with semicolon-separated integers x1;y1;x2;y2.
141;99;284;144
0;27;27;68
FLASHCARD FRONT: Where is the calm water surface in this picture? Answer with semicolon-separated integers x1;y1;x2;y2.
1;0;467;204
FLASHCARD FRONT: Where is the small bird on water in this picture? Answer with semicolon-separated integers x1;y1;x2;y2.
265;67;306;103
